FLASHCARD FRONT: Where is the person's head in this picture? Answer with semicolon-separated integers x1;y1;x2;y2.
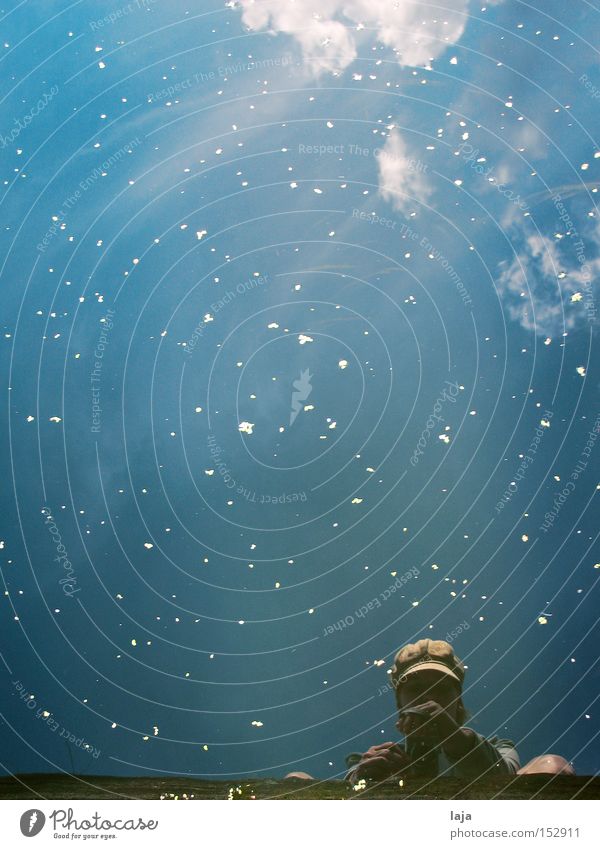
390;638;469;726
395;668;467;725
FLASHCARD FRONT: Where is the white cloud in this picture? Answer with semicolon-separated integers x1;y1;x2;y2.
496;227;599;337
237;0;483;75
376;128;432;213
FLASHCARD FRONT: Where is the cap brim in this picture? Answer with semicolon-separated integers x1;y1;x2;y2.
400;662;461;683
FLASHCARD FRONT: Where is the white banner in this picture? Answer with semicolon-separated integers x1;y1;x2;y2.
0;799;598;848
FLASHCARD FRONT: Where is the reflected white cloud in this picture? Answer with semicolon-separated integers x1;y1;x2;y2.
237;0;498;75
496;225;600;337
376;128;432;213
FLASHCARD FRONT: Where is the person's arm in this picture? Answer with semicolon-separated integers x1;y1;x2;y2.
442;728;520;777
344;742;412;781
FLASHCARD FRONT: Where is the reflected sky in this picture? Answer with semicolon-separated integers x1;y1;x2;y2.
0;0;599;781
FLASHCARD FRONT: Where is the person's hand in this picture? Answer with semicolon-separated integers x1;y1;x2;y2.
350;742;412;781
396;700;461;744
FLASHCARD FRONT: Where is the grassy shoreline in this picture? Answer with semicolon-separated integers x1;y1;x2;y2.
1;773;598;800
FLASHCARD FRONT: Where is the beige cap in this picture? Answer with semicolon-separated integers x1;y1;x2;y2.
390;638;465;690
